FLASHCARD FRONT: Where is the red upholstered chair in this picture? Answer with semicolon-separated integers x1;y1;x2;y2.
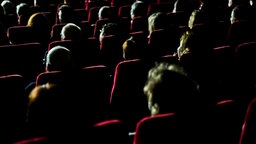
93;119;130;144
0;42;45;82
133;113;177;144
210;99;247;144
36;65;112;123
7;26;34;44
0;74;27;143
109;59;154;131
239;98;256;144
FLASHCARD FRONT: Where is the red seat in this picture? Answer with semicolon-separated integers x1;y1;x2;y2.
7;26;34;44
88;6;101;24
134;113;177;144
118;5;131;18
210;99;247;144
239;98;256;144
93;119;130;144
147;2;173;16
0;74;27;143
130;16;148;33
0;42;45;82
50;23;66;41
36;65;112;124
109;59;154;131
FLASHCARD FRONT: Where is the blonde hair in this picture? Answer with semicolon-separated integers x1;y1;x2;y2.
27;12;49;28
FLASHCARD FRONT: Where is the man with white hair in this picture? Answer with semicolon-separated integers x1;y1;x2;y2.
45;45;73;72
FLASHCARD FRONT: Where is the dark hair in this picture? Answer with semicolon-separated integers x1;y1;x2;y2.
130;1;147;18
98;6;112;19
58;4;74;23
144;62;200;113
148;12;167;34
16;2;30;16
100;22;119;36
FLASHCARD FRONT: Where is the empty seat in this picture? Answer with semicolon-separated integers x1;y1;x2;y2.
134;113;177;144
92;119;130;144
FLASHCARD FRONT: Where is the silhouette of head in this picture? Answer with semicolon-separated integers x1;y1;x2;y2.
230;5;251;24
1;0;14;15
98;6;112;20
45;45;72;72
61;23;82;40
144;62;200;115
58;4;74;24
99;22;119;43
130;1;147;19
148;12;167;35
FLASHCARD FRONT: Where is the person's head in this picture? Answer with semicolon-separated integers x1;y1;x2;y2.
0;5;5;17
130;1;147;20
27;12;50;30
58;4;74;24
16;2;30;16
173;0;196;13
250;0;256;6
45;46;72;72
98;6;112;20
16;3;31;25
27;12;51;44
1;0;14;15
61;23;82;41
34;0;51;6
230;5;251;24
122;36;140;60
177;30;211;59
26;83;69;135
148;12;167;35
228;0;250;7
27;12;51;42
64;0;78;5
144;62;200;115
99;22;119;43
188;10;207;29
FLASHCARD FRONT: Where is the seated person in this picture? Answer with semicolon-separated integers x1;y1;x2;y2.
57;4;75;24
25;46;73;96
60;23;82;41
143;62;213;143
16;3;31;26
230;4;252;24
60;23;94;68
130;1;147;20
144;62;202;115
122;36;143;60
26;83;88;143
98;5;113;20
44;45;73;72
1;0;15;15
147;12;168;36
99;22;119;43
